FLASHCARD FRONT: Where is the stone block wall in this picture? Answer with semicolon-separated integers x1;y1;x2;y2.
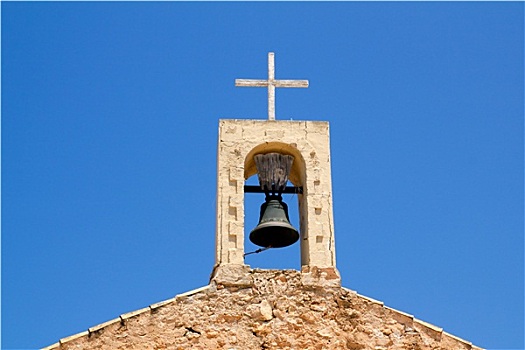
43;270;483;350
215;119;336;268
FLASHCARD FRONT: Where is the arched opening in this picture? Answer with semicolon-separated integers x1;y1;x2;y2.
244;142;306;187
243;142;307;270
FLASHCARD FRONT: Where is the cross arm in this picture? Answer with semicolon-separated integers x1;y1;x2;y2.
235;79;269;87
274;80;309;88
236;79;309;88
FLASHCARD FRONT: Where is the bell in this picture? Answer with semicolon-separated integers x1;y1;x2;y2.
249;196;299;248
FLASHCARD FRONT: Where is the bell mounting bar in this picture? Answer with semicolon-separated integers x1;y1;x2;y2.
244;185;303;194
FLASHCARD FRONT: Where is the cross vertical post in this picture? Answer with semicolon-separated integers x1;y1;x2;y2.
268;53;276;120
235;52;309;121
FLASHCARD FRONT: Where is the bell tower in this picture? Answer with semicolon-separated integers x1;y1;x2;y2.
211;53;340;287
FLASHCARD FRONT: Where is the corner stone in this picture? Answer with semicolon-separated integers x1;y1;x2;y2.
210;264;253;287
301;266;341;288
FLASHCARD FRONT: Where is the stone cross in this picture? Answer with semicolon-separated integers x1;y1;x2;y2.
235;52;309;121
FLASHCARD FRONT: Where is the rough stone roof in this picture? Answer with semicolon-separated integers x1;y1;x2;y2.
42;269;483;350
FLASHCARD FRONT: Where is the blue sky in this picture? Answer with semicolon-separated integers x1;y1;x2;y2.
2;2;523;349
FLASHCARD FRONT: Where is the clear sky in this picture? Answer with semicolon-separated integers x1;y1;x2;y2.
2;2;523;350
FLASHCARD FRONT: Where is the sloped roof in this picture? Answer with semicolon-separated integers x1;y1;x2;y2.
42;269;482;350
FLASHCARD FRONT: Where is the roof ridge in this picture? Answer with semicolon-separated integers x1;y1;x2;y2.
342;287;483;350
42;285;211;350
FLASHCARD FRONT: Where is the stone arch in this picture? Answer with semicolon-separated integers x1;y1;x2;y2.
244;141;306;187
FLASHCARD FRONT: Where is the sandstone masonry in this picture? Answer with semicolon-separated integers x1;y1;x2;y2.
215;119;336;268
43;269;482;350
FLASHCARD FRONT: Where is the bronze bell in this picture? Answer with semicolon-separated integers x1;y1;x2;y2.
249;195;299;248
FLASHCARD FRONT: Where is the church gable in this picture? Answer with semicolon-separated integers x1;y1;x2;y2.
44;270;480;350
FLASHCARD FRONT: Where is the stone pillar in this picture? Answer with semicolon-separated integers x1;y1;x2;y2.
214;120;338;281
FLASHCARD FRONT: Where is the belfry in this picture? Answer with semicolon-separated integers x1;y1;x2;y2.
43;52;482;350
212;52;339;286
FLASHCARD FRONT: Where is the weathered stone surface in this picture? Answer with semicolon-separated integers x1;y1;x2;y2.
211;264;253;287
44;270;482;350
301;266;341;288
215;119;337;268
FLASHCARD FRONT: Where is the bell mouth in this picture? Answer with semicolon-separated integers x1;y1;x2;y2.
249;221;299;248
249;198;299;248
